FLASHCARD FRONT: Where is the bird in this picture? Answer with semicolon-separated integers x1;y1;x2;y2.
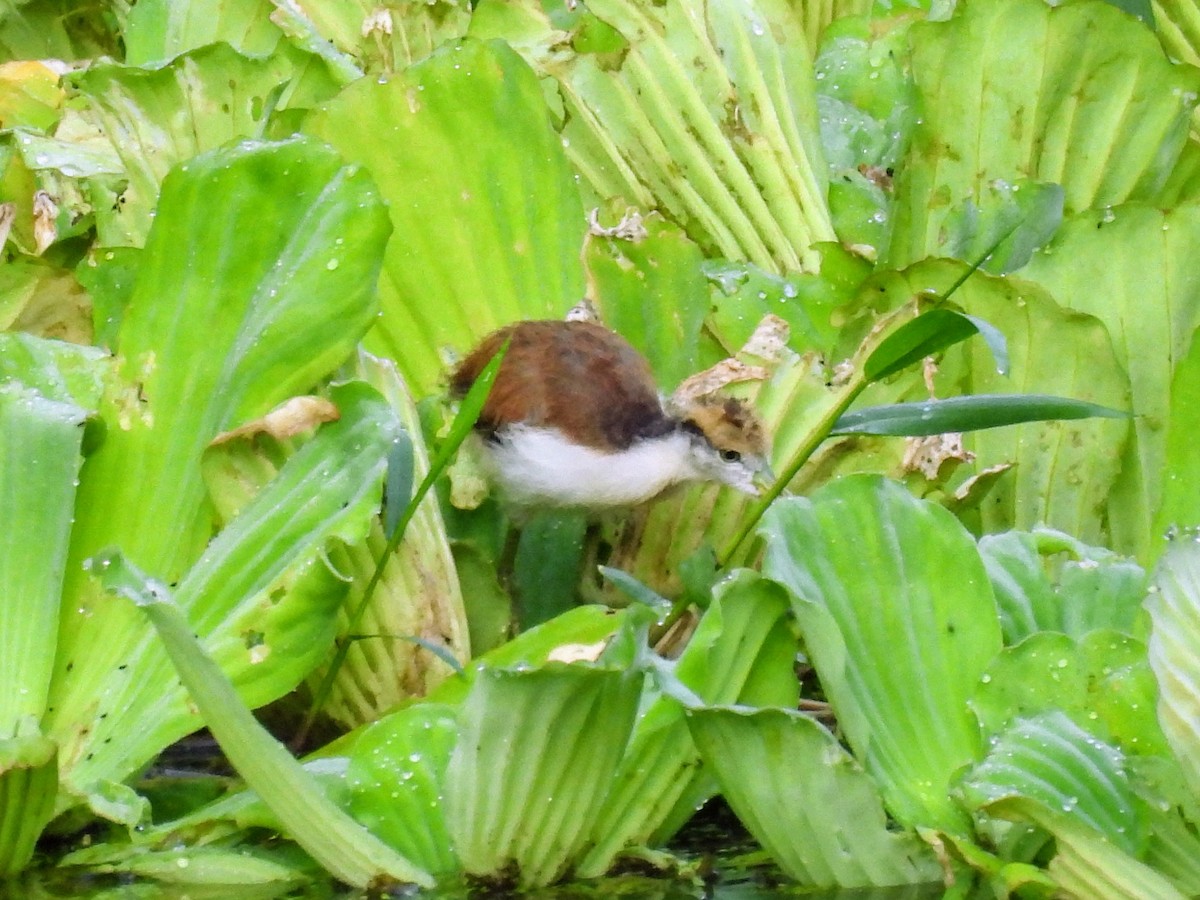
450;320;771;511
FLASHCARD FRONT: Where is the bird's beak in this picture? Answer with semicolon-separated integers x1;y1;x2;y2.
754;459;776;491
734;458;774;497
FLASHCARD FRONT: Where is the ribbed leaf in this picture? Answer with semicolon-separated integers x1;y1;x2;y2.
1152;0;1200;70
480;0;834;272
1050;818;1187;900
910;260;1131;546
762;475;1002;831
888;0;1200;268
45;137;390;797
688;706;939;888
977;529;1146;643
1154;327;1200;551
578;573;799;876
584;216;709;391
1022;204;1200;560
314;353;469;728
346;704;459;876
445;664;643;886
0;383;86;727
959;712;1142;855
61;382;400;797
306;39;586;396
1146;537;1200;798
256;0;470;73
123;0;283;63
69;44;298;245
88;551;432;889
971;631;1166;760
0;733;57;877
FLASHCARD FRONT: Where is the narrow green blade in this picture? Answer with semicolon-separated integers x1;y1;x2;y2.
88;551;432;889
833;394;1128;437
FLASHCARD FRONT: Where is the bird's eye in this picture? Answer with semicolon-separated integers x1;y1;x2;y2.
719;449;742;463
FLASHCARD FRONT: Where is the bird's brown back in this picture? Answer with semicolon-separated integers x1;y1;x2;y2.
451;321;675;451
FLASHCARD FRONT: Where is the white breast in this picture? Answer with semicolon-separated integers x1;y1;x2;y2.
482;425;697;508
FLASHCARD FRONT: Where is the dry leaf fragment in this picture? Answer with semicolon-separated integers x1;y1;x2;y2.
210;396;340;446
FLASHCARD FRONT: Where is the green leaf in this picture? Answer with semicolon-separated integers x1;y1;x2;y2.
123;0;284;63
599;566;671;614
814;18;917;255
887;0;1199;268
578;573;800;876
584;215;709;390
1106;0;1156;25
1153;326;1200;555
833;393;1128;437
863;308;1008;382
762;476;1002;832
0;332;106;412
87;551;432;889
958;711;1142;855
68;44;300;245
938;179;1065;275
0;732;57;877
0;1;120;60
512;512;589;628
1146;537;1200;799
480;0;835;272
1022;203;1200;560
306;39;586;396
688;706;940;888
578;573;801;878
64;844;316;886
267;0;470;73
1154;0;1200;71
452;543;514;657
0;383;86;727
383;428;414;541
346;704;460;876
971;631;1166;759
703;245;871;355
48;136;390;793
1049;816;1188;900
64;382;400;795
76;247;141;351
977;529;1147;642
446;664;643;887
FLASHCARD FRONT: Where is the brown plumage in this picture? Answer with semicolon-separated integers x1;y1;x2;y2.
451;320;771;509
451;320;676;451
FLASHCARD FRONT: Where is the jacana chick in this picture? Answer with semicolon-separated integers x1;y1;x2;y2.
451;320;770;510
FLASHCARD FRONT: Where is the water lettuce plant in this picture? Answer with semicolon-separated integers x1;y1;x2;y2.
3;0;1200;895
